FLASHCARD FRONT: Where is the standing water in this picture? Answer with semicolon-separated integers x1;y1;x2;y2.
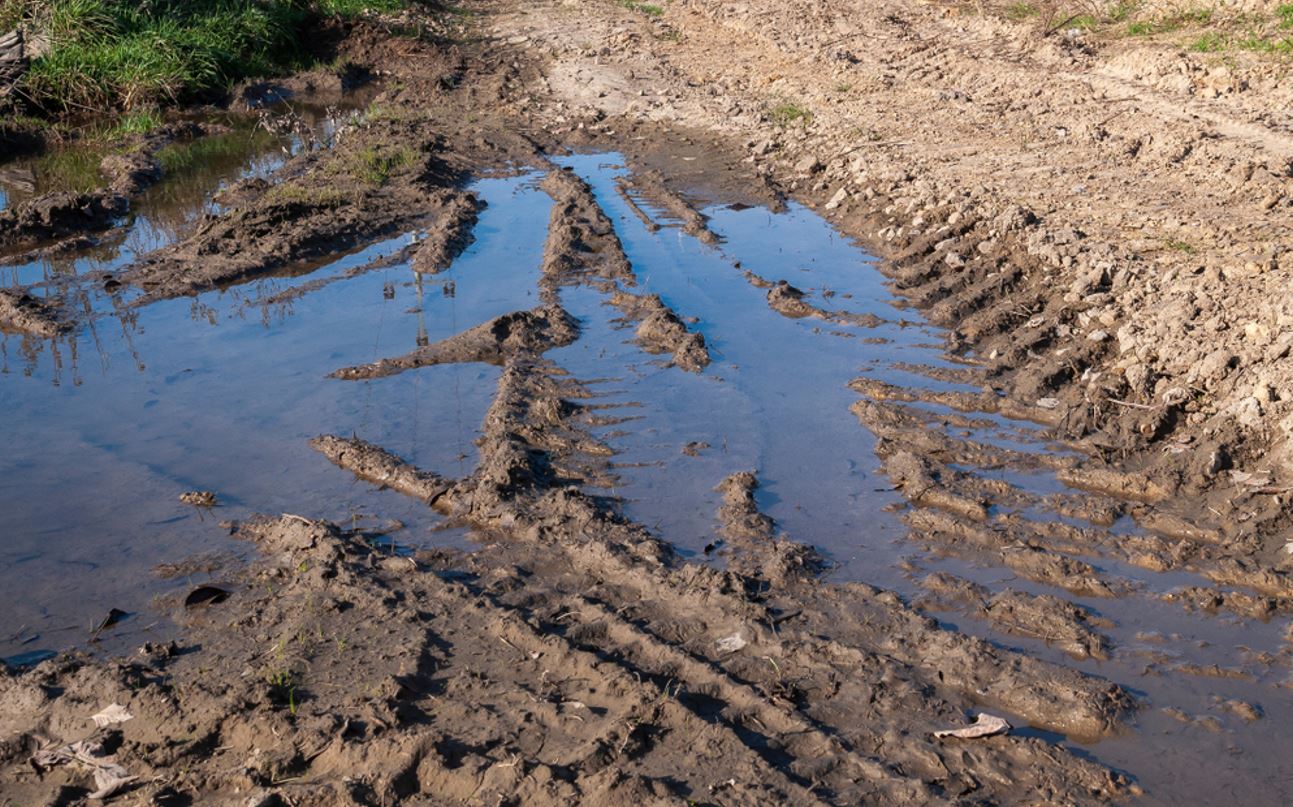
0;146;1289;803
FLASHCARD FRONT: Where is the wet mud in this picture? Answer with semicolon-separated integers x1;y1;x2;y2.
2;6;1293;806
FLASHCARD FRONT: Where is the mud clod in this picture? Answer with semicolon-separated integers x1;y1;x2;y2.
610;291;710;372
311;435;454;509
0;289;67;337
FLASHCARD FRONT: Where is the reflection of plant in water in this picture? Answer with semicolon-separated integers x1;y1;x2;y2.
156;127;280;177
0;145;106;202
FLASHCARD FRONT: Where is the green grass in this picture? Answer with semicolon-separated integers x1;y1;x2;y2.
619;0;664;16
1189;31;1227;52
965;1;1293;57
103;108;163;138
350;143;417;184
4;0;423;116
318;0;406;13
266;668;298;714
770;101;812;127
1107;2;1137;24
264;182;351;207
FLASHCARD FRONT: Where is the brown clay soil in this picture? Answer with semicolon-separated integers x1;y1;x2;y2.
3;1;1293;804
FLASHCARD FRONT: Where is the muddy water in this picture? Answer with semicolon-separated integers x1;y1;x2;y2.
2;148;1291;802
0;167;549;661
543;155;1293;804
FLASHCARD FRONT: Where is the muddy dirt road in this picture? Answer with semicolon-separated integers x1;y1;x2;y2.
2;2;1292;805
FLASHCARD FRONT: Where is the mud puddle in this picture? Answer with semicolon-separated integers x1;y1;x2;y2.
3;145;1292;802
0;100;358;290
529;154;1293;804
0;170;552;666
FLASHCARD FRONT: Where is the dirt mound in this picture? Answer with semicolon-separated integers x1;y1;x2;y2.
121;121;470;301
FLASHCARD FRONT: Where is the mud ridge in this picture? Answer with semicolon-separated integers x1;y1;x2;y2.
540;166;711;372
331;305;579;379
411;191;484;274
918;573;1113;661
322;343;1134;745
618;168;719;245
120;120;472;301
714;471;825;585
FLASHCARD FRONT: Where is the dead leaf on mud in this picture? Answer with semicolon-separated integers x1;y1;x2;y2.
89;764;138;800
184;585;230;609
90;704;134;728
932;712;1011;740
31;739;137;800
715;633;747;653
1229;470;1273;488
1036;398;1061;410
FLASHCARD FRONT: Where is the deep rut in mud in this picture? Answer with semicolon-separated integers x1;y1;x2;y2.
2;136;1292;803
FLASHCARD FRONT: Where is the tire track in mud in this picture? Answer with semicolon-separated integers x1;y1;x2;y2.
517;155;1293;801
2;29;1291;796
1;137;1287;803
293;153;1138;800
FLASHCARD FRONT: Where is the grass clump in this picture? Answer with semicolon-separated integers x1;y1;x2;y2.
317;0;406;14
619;0;664;16
1189;31;1226;52
1007;3;1039;20
4;0;422;116
349;143;417;184
264;182;351;207
1107;1;1136;23
770;101;812;127
103;108;163;138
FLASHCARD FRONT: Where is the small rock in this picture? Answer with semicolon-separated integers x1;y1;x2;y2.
795;155;824;174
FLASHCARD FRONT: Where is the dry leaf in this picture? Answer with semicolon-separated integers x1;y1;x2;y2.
30;738;137;800
89;764;137;800
932;712;1011;739
91;704;134;728
1230;470;1273;487
715;633;747;653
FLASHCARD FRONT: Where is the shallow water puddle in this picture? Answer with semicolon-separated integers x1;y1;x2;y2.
2;148;1292;802
542;154;1293;804
0;171;551;661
